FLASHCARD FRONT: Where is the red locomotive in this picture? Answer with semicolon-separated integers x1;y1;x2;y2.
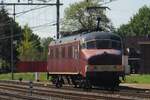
47;32;124;88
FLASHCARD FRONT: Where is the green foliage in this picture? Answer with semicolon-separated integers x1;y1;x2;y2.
17;25;42;61
0;59;9;71
0;7;22;71
41;37;53;60
117;6;150;37
0;72;47;81
61;0;113;36
125;74;150;84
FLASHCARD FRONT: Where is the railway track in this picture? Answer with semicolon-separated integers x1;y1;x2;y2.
0;80;150;100
0;90;46;100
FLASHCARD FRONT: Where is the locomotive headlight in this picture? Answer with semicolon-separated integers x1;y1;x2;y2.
85;65;88;72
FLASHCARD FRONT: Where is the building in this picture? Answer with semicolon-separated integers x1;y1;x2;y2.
125;36;150;74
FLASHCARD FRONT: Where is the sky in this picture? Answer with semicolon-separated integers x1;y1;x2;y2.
106;0;150;28
2;0;150;38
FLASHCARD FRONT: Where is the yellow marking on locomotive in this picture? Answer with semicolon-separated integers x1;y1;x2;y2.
86;65;123;72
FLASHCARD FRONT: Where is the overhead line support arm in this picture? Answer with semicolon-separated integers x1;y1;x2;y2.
0;3;63;6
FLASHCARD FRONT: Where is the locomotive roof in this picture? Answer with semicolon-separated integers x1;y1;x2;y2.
50;31;121;46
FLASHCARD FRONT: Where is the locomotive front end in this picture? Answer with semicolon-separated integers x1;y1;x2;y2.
85;49;123;72
81;32;123;87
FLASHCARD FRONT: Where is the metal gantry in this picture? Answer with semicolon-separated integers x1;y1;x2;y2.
0;0;62;80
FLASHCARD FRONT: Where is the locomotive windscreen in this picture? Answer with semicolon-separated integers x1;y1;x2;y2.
86;39;121;49
84;33;122;65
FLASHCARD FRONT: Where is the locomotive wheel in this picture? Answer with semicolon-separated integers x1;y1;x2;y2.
79;79;92;90
51;78;56;84
56;82;62;88
73;83;77;88
55;76;63;88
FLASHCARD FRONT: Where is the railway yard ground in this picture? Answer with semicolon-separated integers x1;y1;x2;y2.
1;73;150;83
0;73;150;100
120;83;150;89
0;80;150;100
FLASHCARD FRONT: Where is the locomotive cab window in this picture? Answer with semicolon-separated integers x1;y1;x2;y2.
81;43;86;49
111;40;121;49
86;40;110;49
96;40;111;49
86;39;121;49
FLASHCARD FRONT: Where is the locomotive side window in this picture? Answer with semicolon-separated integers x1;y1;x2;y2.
61;46;65;58
68;46;73;58
87;41;96;49
59;47;61;58
48;48;50;58
73;45;79;59
54;48;56;58
55;48;59;59
50;48;53;58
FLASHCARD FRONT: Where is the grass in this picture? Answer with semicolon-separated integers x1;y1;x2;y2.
124;74;150;84
0;72;48;81
0;73;150;84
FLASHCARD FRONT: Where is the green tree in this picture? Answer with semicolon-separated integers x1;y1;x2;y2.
61;0;113;36
41;37;53;60
117;6;150;37
17;25;42;61
0;7;22;72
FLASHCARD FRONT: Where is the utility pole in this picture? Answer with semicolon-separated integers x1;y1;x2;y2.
56;0;60;39
11;4;16;80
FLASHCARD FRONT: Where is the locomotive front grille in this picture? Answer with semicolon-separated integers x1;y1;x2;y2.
88;53;122;65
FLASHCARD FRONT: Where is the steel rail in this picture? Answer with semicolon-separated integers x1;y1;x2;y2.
0;80;150;95
0;82;148;100
0;85;132;100
0;90;46;100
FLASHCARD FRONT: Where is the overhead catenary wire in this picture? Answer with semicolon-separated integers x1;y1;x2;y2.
31;23;56;29
0;5;53;35
0;6;40;28
0;5;51;27
30;18;63;29
0;34;22;40
31;24;56;32
0;0;62;39
16;5;51;18
15;3;58;34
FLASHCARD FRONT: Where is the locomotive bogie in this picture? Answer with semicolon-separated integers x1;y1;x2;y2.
86;72;120;87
